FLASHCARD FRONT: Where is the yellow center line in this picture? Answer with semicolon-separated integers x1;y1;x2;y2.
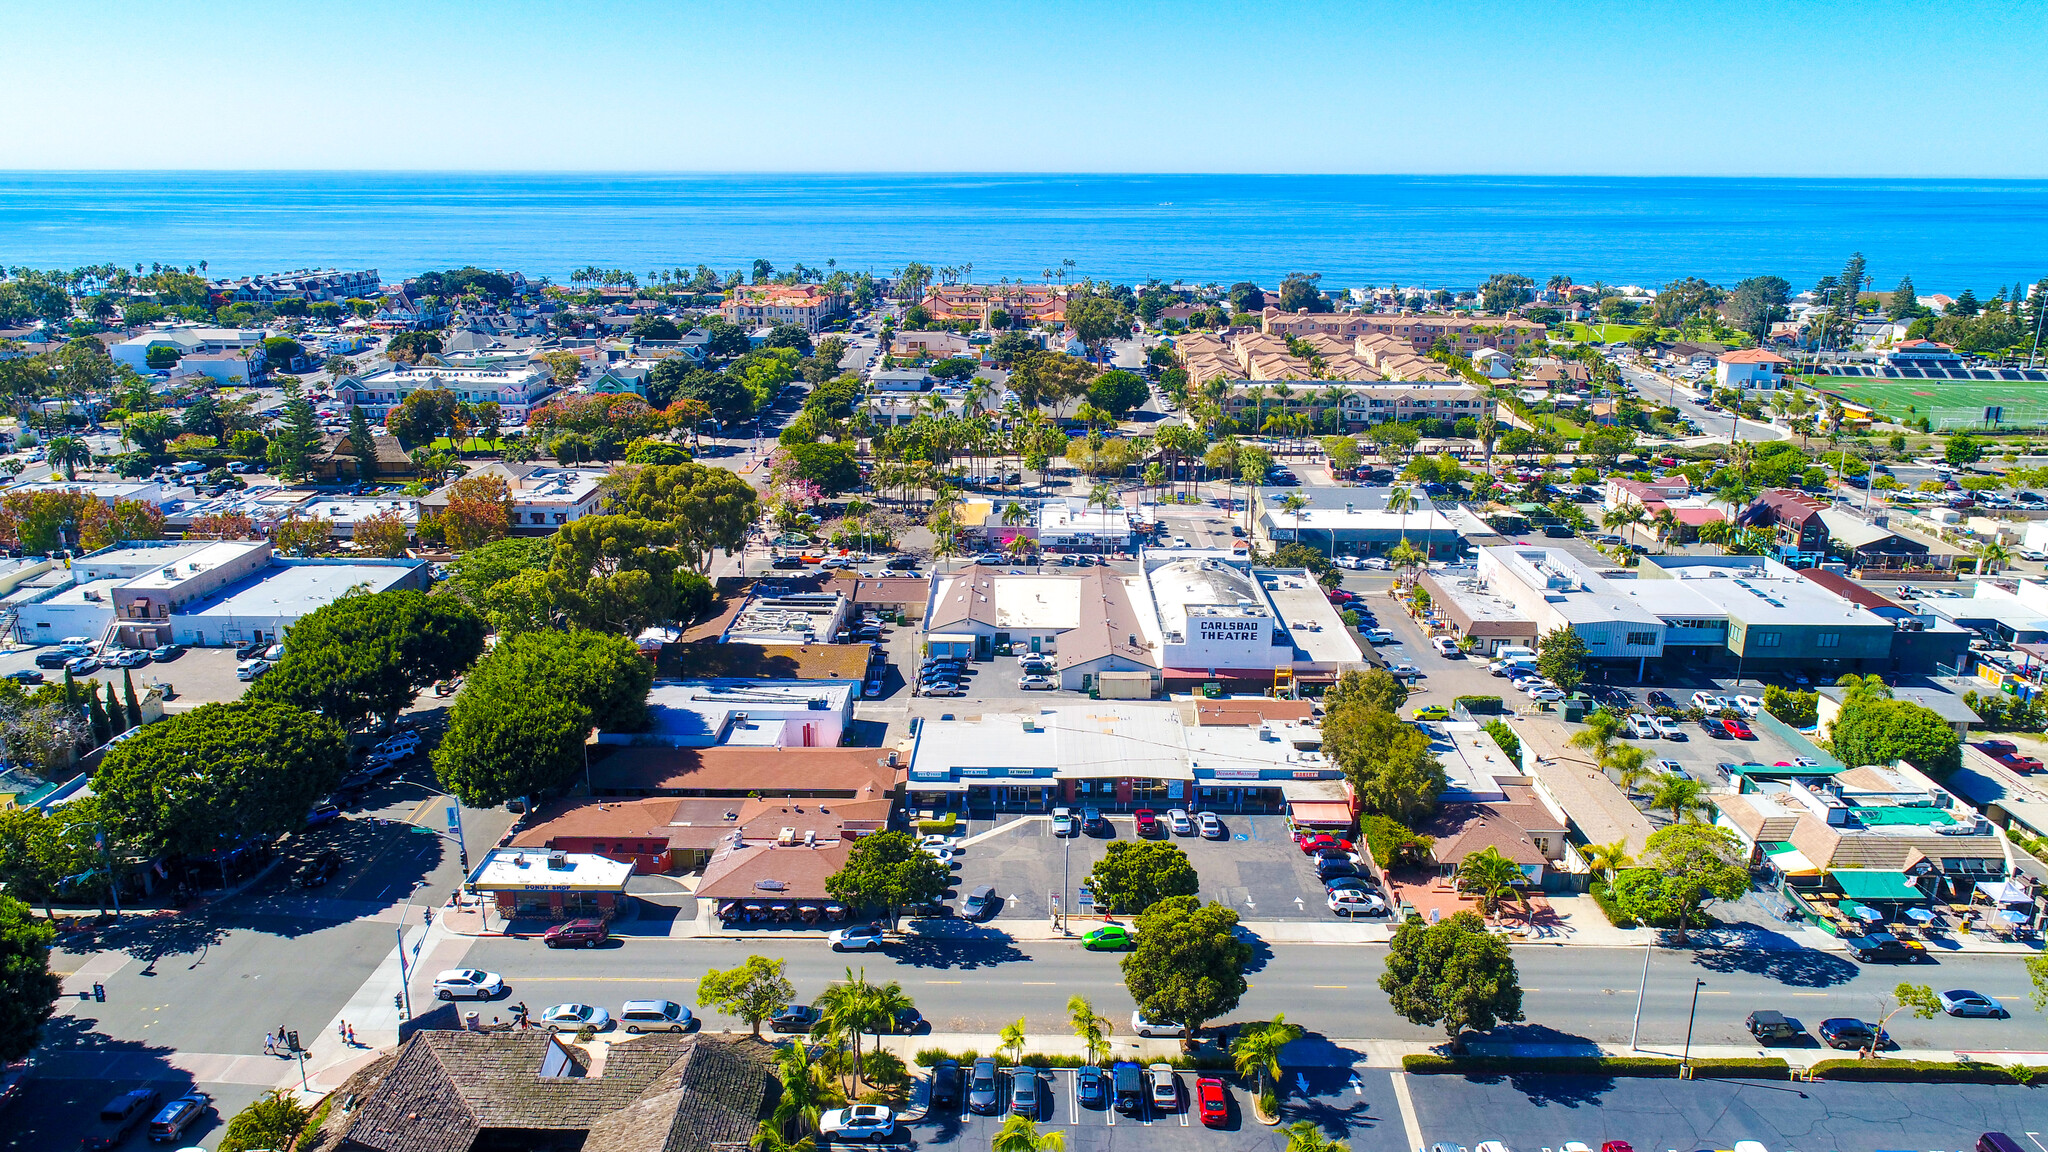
1699;989;1731;995
510;976;697;982
1312;985;1348;990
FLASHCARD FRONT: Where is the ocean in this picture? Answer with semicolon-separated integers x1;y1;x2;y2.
1;172;2044;294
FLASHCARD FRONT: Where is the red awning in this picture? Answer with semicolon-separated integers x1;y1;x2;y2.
1162;668;1277;680
1288;800;1354;826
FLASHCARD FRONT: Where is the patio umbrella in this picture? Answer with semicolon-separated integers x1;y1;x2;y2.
1996;909;2028;926
1841;901;1883;922
1903;907;1934;923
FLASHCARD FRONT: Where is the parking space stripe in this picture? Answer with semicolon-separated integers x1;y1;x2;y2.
1390;1072;1424;1152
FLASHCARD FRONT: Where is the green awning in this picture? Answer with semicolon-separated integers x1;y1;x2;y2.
1830;869;1925;902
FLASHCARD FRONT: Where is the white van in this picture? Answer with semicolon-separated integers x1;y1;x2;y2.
1494;645;1536;663
172;461;208;476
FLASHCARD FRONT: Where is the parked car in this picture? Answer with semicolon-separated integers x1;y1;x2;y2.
543;919;610;949
1653;716;1686;740
1147;1064;1179;1111
930;1059;962;1109
1528;687;1566;703
618;999;693;1033
768;1004;821;1034
537;1003;610;1033
1299;833;1353;855
1134;809;1162;837
1413;705;1451;722
1113;1061;1145;1113
1198;812;1225;839
66;655;101;675
1081;807;1109;835
150;643;183;661
1051;807;1079;837
1723;717;1756;740
1075;1064;1108;1109
1744;1009;1804;1043
1363;628;1395;644
147;1090;212;1144
819;1105;896;1140
1431;636;1460;657
1165;808;1193;834
1019;674;1058;690
1702;716;1734;739
830;923;887;952
81;1088;160;1150
921;682;965;697
235;657;269;681
1328;890;1389;917
234;639;268;659
967;1058;1002;1114
1817;1017;1888;1050
1843;933;1927;963
112;648;151;668
433;969;506;1000
1010;1069;1042;1117
1626;713;1658;739
1196;1076;1228;1126
1938;989;2009;1017
294;850;343;888
6;668;50;684
304;804;341;829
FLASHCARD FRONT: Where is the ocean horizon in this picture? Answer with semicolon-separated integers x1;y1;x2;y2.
3;171;2045;294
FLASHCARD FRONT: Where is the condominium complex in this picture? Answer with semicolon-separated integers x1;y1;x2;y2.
918;284;1068;325
336;362;558;422
718;284;846;333
1260;307;1546;354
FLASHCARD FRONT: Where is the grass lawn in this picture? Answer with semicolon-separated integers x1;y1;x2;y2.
1562;322;1644;344
1809;376;2048;425
429;436;508;453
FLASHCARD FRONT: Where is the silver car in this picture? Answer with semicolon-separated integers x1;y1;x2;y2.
1166;809;1193;835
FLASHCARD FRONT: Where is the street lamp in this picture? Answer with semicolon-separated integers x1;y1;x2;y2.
1681;978;1706;1071
394;880;426;1021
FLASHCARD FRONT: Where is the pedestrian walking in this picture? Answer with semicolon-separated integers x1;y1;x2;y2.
346;1023;357;1047
337;1019;348;1043
264;1034;275;1056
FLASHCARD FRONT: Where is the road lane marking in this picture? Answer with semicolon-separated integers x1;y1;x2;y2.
1390;1072;1424;1152
1021;982;1057;986
1787;992;1827;997
1313;985;1349;990
925;980;962;984
509;976;696;982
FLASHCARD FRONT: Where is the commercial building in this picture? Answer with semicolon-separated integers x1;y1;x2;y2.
336;361;558;422
905;701;1348;818
292;495;420;539
165;555;431;649
465;847;634;921
1145;554;1362;689
1257;486;1464;560
509;793;892;875
597;679;859;751
109;325;268;379
919;284;1067;325
588;745;901;801
719;284;845;333
923;565;1157;686
420;462;610;532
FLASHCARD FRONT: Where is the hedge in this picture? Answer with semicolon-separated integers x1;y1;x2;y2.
913;1047;1230;1071
915;813;958;835
1402;1055;1788;1079
1587;879;1638;929
1807;1058;2031;1084
1454;696;1506;715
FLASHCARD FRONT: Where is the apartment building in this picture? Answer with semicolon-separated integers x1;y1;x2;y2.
110;324;268;379
718;284;846;333
208;268;380;304
336;362;557;422
919;284;1067;325
420;462;609;531
1260;308;1546;354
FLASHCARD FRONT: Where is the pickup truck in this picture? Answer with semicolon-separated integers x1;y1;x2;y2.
1842;933;1928;963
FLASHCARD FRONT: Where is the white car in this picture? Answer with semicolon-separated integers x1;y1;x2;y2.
1019;674;1058;690
1166;808;1193;835
1327;890;1389;917
539;1003;611;1033
1390;662;1422;678
1363;629;1395;644
1518;678;1557;695
1148;1064;1179;1110
1626;713;1658;739
1689;690;1723;711
433;969;506;1000
1731;695;1764;717
1130;1011;1187;1037
1528;687;1566;703
829;923;887;952
1431;637;1460;657
1653;716;1686;740
1334;556;1363;570
1197;811;1225;839
236;657;271;681
1360;556;1393;570
820;1106;897;1140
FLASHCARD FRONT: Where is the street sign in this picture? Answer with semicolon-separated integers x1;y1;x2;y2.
445;805;461;832
1077;889;1094;908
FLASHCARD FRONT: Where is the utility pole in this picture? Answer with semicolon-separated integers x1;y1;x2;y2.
1681;979;1706;1071
1628;935;1653;1051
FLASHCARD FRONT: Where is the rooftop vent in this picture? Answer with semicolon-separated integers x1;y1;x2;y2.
547;851;569;869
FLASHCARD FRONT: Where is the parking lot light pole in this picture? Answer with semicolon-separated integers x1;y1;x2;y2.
1628;934;1653;1051
1681;979;1705;1071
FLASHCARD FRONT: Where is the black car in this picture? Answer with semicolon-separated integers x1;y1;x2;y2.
1646;690;1674;708
1075;1065;1108;1109
967;1058;1001;1114
234;639;267;659
3;669;43;685
294;850;343;888
768;1004;821;1034
1316;858;1358;881
33;650;71;669
929;1059;961;1109
770;556;807;570
1081;808;1109;835
1010;1068;1041;1117
81;1087;159;1150
1817;1017;1887;1050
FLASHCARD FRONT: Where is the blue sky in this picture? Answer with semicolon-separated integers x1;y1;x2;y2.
3;0;2044;175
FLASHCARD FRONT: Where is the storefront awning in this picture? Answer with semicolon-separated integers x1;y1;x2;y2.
1764;842;1820;877
1288;800;1355;827
1830;869;1925;902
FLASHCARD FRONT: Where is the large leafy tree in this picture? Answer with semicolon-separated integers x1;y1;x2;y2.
1608;824;1748;943
824;831;950;926
0;895;61;1062
250;590;486;729
1536;626;1587;694
1082;840;1199;916
432;629;651;806
95;702;347;859
443;536;552;601
1120;896;1252;1036
1379;910;1525;1043
546;514;715;633
1321;703;1445;823
697;954;796;1036
385;387;460;449
1830;697;1961;776
599;462;759;571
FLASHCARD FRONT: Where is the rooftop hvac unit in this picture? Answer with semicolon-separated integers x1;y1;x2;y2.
547;851;568;869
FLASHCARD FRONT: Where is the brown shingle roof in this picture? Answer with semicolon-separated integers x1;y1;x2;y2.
696;841;851;901
589;746;901;799
664;642;870;682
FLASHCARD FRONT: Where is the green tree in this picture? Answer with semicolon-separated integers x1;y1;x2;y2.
1378;910;1525;1044
600;462;760;571
344;405;378;478
45;435;89;481
1082;840;1200;916
267;381;322;480
698;955;796;1037
1067;995;1112;1065
1321;702;1445;823
1277;272;1331;314
1120;896;1252;1037
992;1115;1066;1152
385;387;460;449
1830;697;1961;776
1281;1121;1349;1152
1230;1013;1303;1100
1945;433;1983;466
1455;846;1525;915
1087;370;1149;417
1537;626;1587;694
824;831;951;926
1480;273;1535;314
249;590;486;730
432;630;652;806
0;893;59;1060
1609;823;1748;942
95;702;347;860
1870;983;1943;1059
443;536;553;600
217;1090;310;1152
1321;667;1408;715
1648;773;1709;824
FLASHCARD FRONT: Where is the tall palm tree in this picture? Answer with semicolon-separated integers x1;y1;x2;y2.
814;968;886;1095
1651;507;1680;552
1282;1120;1350;1152
1456;846;1524;915
752;1120;817;1152
1387;485;1415;567
1649;774;1708;825
1230;1014;1302;1101
1601;500;1648;546
992;1116;1066;1152
1580;840;1633;883
46;434;90;481
1279;491;1310;548
1067;996;1112;1066
1979;540;2012;575
1605;743;1652;795
773;1043;834;1137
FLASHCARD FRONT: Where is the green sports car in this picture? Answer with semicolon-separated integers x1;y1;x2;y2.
1081;925;1134;951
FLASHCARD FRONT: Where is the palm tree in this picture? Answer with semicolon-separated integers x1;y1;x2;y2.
992;1116;1066;1152
46;434;90;481
752;1120;817;1152
1979;540;2012;575
815;968;887;1095
1649;773;1708;825
1605;743;1652;795
1278;491;1310;548
1230;1013;1302;1102
1387;485;1415;568
1580;840;1633;883
1282;1120;1350;1152
1068;996;1112;1066
1601;500;1648;546
1568;709;1624;763
773;1043;834;1138
1651;507;1680;552
1456;846;1524;916
1386;539;1426;586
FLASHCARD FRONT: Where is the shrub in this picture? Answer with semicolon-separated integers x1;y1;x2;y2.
1483;719;1521;761
1588;879;1638;929
1454;695;1505;715
1808;1058;2021;1084
915;813;958;835
1362;814;1432;870
1763;685;1818;727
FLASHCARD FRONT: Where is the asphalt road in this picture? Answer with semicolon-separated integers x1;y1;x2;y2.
451;934;2040;1052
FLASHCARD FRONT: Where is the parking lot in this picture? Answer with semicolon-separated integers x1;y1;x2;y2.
908;1065;1276;1152
947;814;1364;924
0;642;253;710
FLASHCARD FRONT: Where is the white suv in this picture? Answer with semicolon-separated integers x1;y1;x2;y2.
433;969;505;1000
1626;713;1658;739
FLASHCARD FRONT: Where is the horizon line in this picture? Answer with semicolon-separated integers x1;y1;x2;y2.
3;169;2048;182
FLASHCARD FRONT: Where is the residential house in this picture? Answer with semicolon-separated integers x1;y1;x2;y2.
1716;348;1791;389
1739;489;1830;562
420;462;610;532
310;431;414;481
208;268;379;305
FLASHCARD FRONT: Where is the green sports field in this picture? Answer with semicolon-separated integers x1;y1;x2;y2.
1809;375;2048;427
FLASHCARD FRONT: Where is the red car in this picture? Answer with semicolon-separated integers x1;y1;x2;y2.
1723;717;1757;740
1134;809;1162;837
543;918;610;948
1326;588;1356;604
1196;1076;1228;1127
2008;755;2045;773
1298;833;1354;855
1602;1143;1634;1152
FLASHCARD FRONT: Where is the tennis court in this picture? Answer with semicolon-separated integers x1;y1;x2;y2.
1813;375;2048;428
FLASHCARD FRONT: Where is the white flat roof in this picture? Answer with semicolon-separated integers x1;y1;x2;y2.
1148;558;1267;640
1438;723;1520;802
912;706;1191;780
123;541;271;591
642;679;856;739
990;575;1083;630
179;559;419;619
466;847;633;891
1259;569;1365;665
